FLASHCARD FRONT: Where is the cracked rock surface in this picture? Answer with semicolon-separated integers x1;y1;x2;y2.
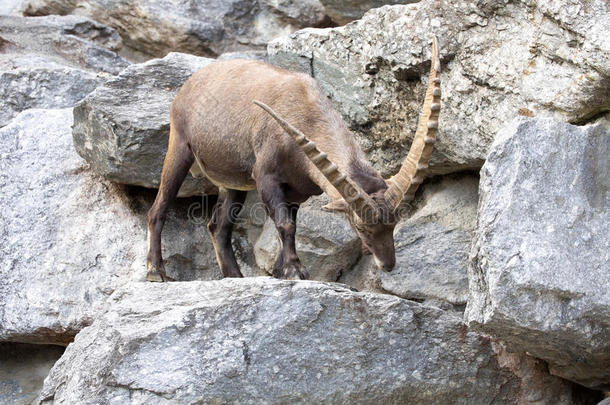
268;0;610;176
38;278;580;404
72;52;216;196
466;116;610;390
22;0;329;58
0;15;128;126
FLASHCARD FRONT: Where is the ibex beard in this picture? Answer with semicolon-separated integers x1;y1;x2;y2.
146;37;441;282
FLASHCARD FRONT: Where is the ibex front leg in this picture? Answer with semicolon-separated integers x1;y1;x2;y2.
256;174;309;280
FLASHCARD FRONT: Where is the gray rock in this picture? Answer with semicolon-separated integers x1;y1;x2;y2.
0;343;65;405
23;0;329;59
0;109;223;345
319;0;419;24
0;15;125;72
0;58;101;128
38;278;582;404
263;0;329;27
0;15;129;126
268;1;610;177
0;0;26;15
217;50;268;62
337;255;385;294
465;117;610;390
341;174;478;306
254;196;361;281
72;52;217;197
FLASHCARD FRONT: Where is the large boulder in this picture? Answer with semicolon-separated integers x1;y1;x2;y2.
268;0;610;176
465;117;610;389
0;108;231;345
0;15;128;126
319;0;419;24
341;174;478;307
38;278;585;404
22;0;329;59
254;196;361;281
72;52;217;197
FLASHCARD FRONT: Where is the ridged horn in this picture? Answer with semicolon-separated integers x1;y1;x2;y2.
253;100;379;223
385;35;441;209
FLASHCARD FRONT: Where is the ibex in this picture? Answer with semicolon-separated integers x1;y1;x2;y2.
146;37;441;281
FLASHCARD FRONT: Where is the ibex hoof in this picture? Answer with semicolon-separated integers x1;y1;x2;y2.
282;262;309;280
146;263;175;282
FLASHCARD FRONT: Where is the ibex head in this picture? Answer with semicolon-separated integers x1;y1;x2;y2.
254;36;441;272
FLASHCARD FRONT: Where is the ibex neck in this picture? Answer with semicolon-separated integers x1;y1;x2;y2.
347;158;387;195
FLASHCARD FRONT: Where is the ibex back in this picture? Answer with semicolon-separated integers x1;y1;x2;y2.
146;37;441;281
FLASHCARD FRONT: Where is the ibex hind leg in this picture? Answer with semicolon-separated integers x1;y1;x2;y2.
146;126;194;282
207;188;247;278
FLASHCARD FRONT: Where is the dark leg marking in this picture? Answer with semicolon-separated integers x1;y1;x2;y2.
256;175;309;280
208;188;247;278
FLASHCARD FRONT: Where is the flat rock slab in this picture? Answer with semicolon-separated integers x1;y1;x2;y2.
38;278;579;404
466;117;610;389
72;52;217;197
268;1;610;176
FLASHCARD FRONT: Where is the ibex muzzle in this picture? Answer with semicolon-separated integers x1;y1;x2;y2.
146;36;441;281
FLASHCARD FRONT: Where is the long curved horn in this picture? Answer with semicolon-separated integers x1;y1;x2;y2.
385;35;441;209
253;100;378;223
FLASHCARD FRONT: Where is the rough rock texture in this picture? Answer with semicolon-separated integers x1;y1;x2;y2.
466;117;610;390
38;279;582;404
22;0;329;58
72;52;216;197
0;15;128;126
254;197;361;281
217;50;268;61
0;343;65;405
319;0;419;24
342;174;478;306
0;109;232;345
268;0;610;176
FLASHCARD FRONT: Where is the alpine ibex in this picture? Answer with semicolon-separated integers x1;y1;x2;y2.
146;37;441;281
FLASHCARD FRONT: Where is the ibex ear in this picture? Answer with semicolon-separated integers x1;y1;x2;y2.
322;199;349;213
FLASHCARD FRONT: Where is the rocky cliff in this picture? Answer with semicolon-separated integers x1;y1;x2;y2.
0;0;608;403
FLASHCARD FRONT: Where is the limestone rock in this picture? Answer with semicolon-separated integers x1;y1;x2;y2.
0;15;128;126
72;52;217;197
254;197;361;281
38;278;581;404
0;109;225;345
319;0;419;24
268;0;610;176
465;117;610;390
341;174;478;306
23;0;329;59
